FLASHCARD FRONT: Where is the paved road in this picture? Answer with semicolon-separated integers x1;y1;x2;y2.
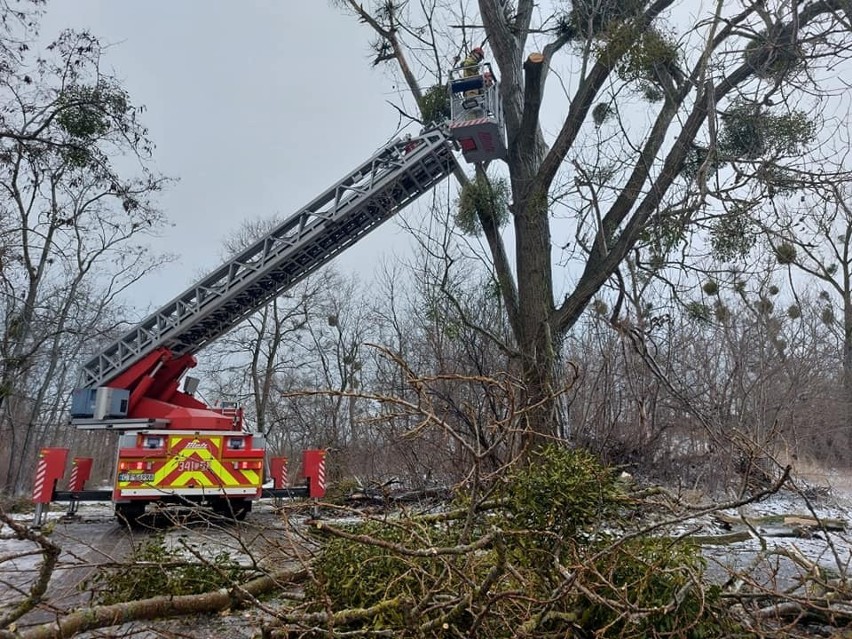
1;502;301;632
2;506;136;628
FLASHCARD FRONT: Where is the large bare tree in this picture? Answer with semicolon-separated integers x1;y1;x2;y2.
762;181;852;424
335;0;852;451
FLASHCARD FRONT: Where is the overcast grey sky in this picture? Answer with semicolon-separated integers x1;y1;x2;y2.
40;1;434;310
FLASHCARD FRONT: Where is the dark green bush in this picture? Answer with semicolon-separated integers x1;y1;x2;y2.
83;534;244;604
307;446;735;638
500;445;622;545
309;520;423;612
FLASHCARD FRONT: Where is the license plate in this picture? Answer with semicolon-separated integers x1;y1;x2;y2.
118;473;154;482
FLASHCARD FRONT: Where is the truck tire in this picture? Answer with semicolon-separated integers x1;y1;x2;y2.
116;502;146;527
211;498;252;521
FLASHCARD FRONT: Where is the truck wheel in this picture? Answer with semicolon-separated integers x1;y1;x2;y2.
116;502;146;527
234;499;252;521
211;498;251;521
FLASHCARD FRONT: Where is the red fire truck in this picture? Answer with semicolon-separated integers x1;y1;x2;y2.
32;60;506;525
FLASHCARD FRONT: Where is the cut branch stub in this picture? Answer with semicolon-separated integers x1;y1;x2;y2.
512;52;546;175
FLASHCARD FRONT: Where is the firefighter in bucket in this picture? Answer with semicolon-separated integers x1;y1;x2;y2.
459;46;494;99
447;45;507;163
462;47;485;80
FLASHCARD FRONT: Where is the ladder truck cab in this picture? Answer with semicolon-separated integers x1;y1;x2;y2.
447;61;507;164
70;353;265;523
66;128;461;524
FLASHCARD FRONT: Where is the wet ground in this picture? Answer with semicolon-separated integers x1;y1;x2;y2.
5;478;852;637
1;501;309;635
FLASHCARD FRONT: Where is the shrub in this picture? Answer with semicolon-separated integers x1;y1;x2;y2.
83;534;244;604
500;445;622;546
310;520;419;612
306;445;735;638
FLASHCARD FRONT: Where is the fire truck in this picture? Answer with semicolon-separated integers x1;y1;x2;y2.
31;61;506;525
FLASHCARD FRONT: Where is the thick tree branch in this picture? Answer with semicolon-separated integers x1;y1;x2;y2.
474;165;521;336
344;0;423;103
478;0;516;67
528;0;676;204
268;597;407;635
510;27;574;158
479;0;525;135
550;0;842;335
0;514;60;630
313;521;498;556
511;52;545;164
597;91;685;254
9;568;307;639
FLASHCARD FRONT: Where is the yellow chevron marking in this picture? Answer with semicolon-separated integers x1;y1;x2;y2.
153;436;219;486
122;435;261;490
241;470;260;485
171;470;215;487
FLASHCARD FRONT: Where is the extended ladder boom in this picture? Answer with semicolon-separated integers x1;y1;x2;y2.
80;128;456;388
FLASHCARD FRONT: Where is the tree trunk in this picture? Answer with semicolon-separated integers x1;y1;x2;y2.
515;191;559;448
510;53;559;447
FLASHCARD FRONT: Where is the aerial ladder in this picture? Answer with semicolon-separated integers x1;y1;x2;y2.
32;60;506;525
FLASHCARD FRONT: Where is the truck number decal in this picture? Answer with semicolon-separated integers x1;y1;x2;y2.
177;459;211;472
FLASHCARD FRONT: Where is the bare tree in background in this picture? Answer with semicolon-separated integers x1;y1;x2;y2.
357;204;525;483
0;25;169;494
761;182;852;420
201;217;324;442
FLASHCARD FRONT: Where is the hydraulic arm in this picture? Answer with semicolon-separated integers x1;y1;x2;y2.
73;128;456;414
